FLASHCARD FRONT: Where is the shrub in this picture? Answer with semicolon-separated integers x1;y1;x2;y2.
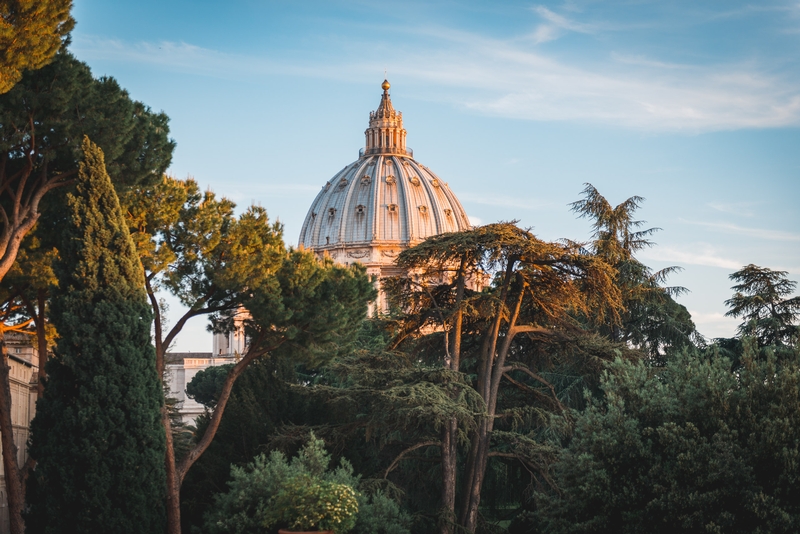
264;474;358;532
206;432;412;534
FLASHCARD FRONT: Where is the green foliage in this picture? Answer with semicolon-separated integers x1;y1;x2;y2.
532;344;800;534
569;183;657;263
180;358;296;530
571;183;698;358
205;432;411;534
355;491;413;534
25;138;166;534
725;264;799;347
123;175;244;307
237;248;377;367
0;0;74;93
186;363;235;408
0;50;174;191
264;474;359;532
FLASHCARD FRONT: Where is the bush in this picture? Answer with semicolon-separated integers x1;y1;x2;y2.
264;474;358;532
205;432;412;534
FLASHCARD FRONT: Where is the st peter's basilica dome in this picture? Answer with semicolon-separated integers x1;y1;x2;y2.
298;80;471;286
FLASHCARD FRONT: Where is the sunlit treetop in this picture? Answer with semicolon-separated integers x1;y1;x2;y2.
0;0;74;93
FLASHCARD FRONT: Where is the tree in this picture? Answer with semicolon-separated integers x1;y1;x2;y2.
178;358;296;529
571;183;698;359
0;51;173;532
387;222;622;533
0;0;74;93
124;175;376;533
725;264;799;347
25;138;166;533
533;344;800;534
0;49;173;284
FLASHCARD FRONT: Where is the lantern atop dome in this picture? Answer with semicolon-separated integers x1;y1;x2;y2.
364;79;409;157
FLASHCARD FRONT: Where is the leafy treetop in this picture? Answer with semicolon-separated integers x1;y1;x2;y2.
0;0;74;93
725;264;799;347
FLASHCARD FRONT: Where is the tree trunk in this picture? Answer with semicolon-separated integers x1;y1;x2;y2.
34;290;48;398
458;274;522;533
175;340;268;481
460;420;493;532
440;261;465;534
0;330;26;534
439;418;457;534
164;406;182;534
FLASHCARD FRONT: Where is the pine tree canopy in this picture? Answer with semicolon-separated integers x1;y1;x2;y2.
26;137;166;534
533;346;800;534
570;184;698;358
725;264;800;347
0;0;74;93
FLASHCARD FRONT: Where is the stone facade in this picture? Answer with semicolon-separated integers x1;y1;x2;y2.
0;332;38;534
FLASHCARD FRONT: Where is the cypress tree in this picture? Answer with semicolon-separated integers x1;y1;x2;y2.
26;137;166;533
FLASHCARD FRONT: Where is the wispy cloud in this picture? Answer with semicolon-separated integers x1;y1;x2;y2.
707;201;758;217
525;6;597;44
532;6;597;34
73;7;800;132
681;220;800;242
641;245;742;269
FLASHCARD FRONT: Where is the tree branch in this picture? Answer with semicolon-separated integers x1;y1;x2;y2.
502;364;564;412
384;441;441;479
175;332;283;483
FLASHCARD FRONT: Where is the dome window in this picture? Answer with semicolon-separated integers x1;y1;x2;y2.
387;203;398;213
311;212;317;219
444;208;453;217
385;175;396;185
418;205;428;214
361;175;371;185
409;176;420;186
339;178;348;188
355;204;366;215
328;207;337;218
431;179;440;188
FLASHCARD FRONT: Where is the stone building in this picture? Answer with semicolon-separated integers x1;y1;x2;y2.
166;310;248;424
0;332;38;534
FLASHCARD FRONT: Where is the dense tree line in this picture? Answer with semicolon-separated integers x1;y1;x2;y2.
175;191;797;534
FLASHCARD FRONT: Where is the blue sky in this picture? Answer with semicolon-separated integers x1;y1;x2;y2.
70;0;800;351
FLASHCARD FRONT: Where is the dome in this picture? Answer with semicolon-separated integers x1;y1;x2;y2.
298;81;471;278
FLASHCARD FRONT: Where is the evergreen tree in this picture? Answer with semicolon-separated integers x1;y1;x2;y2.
571;183;698;359
725;264;799;348
532;344;800;534
26;137;166;533
0;0;74;93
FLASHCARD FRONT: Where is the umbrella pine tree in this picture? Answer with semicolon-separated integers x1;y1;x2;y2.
26;137;166;533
